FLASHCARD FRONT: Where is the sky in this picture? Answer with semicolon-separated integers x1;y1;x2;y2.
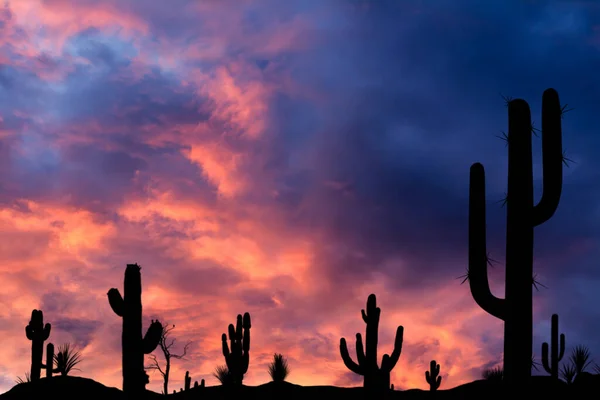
0;0;600;394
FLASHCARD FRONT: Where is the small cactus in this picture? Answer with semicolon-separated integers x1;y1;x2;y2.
222;312;251;386
542;314;565;380
425;360;442;391
181;371;205;391
40;343;59;378
25;310;51;381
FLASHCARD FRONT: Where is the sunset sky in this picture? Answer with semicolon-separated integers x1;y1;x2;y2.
1;0;600;394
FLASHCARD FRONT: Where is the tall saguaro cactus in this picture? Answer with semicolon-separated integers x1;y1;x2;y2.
468;88;564;386
541;314;565;380
221;312;251;386
26;309;51;381
425;360;442;391
340;294;404;392
108;264;163;396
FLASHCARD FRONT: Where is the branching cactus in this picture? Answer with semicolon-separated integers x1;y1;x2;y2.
108;264;163;396
41;343;59;378
425;360;442;391
181;371;205;391
340;294;404;392
194;379;205;388
542;314;565;380
26;309;51;381
468;89;564;386
221;312;251;385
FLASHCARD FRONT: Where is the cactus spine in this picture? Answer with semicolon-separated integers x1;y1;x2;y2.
468;89;564;386
425;360;441;391
26;309;51;381
541;314;565;380
108;264;163;396
340;294;404;392
221;312;251;385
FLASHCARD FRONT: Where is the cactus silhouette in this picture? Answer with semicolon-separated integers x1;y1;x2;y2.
25;309;51;381
542;314;565;380
221;312;251;385
468;88;564;386
41;343;59;378
340;294;404;392
181;371;204;391
425;360;442;391
108;264;163;396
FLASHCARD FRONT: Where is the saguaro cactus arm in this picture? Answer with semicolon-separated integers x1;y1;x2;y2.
142;320;163;354
468;163;506;321
107;289;124;317
533;89;563;226
380;326;404;373
340;334;364;375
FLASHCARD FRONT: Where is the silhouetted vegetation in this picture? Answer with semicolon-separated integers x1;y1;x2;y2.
213;365;234;386
146;323;191;395
466;88;565;387
108;264;163;397
54;343;83;376
541;314;565;380
340;294;403;393
221;312;251;386
268;353;290;382
425;360;442;391
5;88;600;400
482;366;503;381
14;372;30;385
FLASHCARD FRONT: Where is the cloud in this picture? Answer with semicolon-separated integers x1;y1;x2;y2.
1;0;600;394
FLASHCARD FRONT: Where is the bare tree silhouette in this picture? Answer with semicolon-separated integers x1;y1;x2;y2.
145;323;191;395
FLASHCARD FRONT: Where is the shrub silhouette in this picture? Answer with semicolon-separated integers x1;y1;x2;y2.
482;366;503;381
570;345;592;375
54;343;83;376
221;312;251;386
213;365;234;386
466;88;565;386
561;362;577;384
14;372;31;384
340;293;404;392
268;353;290;382
107;264;163;396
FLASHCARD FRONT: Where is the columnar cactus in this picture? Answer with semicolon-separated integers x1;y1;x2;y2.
468;89;564;386
41;343;58;378
181;371;204;391
221;312;251;385
340;294;404;392
541;314;565;380
26;309;51;381
425;360;441;391
108;264;163;396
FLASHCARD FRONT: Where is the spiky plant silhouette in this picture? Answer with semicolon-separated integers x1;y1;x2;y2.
268;353;290;382
54;343;83;376
15;372;31;384
560;362;577;384
213;365;234;386
482;366;503;381
569;345;592;375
